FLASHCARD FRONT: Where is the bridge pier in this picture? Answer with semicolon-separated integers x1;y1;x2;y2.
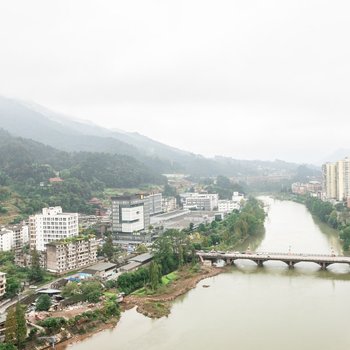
257;260;264;267
320;262;329;270
288;261;295;269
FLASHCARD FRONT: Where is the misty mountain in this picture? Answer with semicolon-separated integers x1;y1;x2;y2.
0;128;165;188
320;149;350;164
0;96;312;177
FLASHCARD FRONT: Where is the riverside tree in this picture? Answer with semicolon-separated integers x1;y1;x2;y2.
29;249;43;283
149;261;161;291
152;229;193;275
36;294;52;311
102;234;114;260
5;303;27;349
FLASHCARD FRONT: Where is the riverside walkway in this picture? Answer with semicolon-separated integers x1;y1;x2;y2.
197;251;350;270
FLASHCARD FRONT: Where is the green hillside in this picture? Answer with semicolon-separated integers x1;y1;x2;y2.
0;129;166;221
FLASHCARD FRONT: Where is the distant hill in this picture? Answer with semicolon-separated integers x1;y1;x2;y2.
0;96;311;177
0;128;165;187
320;149;350;164
0;129;166;217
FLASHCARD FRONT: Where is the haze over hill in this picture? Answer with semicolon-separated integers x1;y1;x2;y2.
0;96;311;178
320;149;350;165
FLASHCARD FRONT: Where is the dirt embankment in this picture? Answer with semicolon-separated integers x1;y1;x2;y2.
123;266;227;318
54;321;117;350
50;266;227;349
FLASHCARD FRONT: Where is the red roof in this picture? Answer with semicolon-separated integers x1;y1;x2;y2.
49;177;64;183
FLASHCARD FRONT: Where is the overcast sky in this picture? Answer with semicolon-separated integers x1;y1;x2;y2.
1;0;350;163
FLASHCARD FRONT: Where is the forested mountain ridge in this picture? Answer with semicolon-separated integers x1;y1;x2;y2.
0;96;310;177
0;129;166;219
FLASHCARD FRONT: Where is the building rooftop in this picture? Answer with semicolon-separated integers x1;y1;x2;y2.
83;262;117;273
46;235;96;246
119;261;141;272
111;195;141;201
129;253;153;263
37;289;61;295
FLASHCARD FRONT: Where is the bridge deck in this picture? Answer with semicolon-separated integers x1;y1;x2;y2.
197;252;350;265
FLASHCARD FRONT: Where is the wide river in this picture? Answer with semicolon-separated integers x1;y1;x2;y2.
67;198;350;350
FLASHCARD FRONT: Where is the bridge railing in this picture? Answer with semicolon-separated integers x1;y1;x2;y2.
197;251;341;258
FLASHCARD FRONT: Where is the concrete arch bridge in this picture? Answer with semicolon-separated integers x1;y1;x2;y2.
197;251;350;270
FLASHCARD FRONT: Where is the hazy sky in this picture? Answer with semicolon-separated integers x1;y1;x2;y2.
1;0;350;163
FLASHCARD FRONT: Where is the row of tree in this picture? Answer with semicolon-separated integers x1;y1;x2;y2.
4;303;26;349
305;197;350;250
196;197;266;248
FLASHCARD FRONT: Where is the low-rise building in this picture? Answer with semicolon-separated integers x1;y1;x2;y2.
0;224;29;253
129;252;153;265
162;196;177;213
292;181;322;195
182;193;218;211
119;261;141;273
0;228;13;251
82;262;118;280
0;272;6;298
232;192;245;203
46;236;98;274
218;200;240;213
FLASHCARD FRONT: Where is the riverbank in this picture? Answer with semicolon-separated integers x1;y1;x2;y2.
123;265;227;318
54;319;118;350
53;265;227;349
61;198;350;350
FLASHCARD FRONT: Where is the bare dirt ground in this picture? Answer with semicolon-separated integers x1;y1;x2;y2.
51;303;99;319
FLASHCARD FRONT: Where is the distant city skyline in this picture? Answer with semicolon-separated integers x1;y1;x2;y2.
1;1;350;164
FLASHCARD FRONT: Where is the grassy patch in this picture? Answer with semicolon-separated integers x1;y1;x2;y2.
104;292;117;298
161;272;178;286
132;287;152;296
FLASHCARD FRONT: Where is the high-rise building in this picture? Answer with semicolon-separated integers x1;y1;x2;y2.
29;207;79;251
322;163;337;199
323;157;350;201
111;195;151;241
0;272;6;298
146;193;163;215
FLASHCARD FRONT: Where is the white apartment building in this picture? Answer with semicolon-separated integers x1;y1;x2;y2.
0;272;6;298
46;236;98;274
232;192;245;203
183;193;219;211
323;158;350;201
162;196;177;213
29;207;79;251
323;163;337;199
218;200;240;213
0;228;13;251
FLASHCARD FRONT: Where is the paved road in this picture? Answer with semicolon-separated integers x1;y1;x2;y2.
0;276;64;314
